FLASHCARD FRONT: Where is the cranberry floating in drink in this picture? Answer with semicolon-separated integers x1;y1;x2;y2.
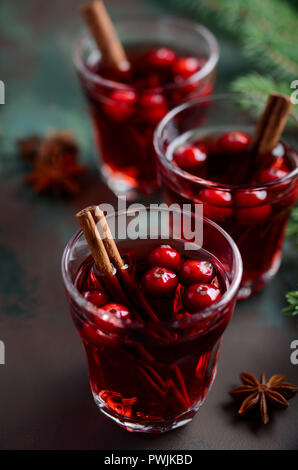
62;205;242;432
154;94;298;298
75;2;218;198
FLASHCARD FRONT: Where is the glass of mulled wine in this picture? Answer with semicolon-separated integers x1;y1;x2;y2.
154;94;298;299
62;206;242;433
74;18;218;199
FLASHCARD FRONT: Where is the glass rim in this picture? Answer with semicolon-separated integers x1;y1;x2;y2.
73;17;219;92
154;92;298;191
61;206;242;330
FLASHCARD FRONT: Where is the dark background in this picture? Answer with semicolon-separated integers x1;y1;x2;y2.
0;0;297;450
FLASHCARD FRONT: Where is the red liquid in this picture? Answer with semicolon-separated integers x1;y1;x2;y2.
78;45;214;194
159;132;298;295
71;241;234;431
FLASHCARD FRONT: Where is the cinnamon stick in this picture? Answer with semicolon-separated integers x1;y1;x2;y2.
76;207;128;305
81;0;129;72
91;206;124;270
76;206;188;410
169;364;191;406
251;92;292;155
168;379;190;409
90;206;160;323
76;207;113;277
137;365;165;398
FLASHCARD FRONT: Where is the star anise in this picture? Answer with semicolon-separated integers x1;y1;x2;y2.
21;131;85;196
17;130;78;163
229;372;298;424
38;130;78;161
25;155;86;196
17;135;42;162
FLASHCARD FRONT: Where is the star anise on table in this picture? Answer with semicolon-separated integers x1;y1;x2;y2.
229;372;298;424
18;131;86;196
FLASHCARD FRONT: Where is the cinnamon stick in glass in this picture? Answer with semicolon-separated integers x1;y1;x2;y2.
76;205;191;409
90;206;160;323
81;0;129;72
251;92;292;155
76;207;129;306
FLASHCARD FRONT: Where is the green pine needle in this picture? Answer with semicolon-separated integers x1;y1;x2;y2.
165;0;298;86
166;0;298;73
283;288;298;316
241;0;298;81
231;73;298;118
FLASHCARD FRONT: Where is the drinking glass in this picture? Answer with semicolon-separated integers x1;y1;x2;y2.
154;94;298;298
62;206;242;433
74;18;219;199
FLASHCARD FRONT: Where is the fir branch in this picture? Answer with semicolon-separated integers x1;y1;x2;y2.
288;0;298;7
165;0;298;80
242;1;298;81
231;73;298;118
283;288;298;316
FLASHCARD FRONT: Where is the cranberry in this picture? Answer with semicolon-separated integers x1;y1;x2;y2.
257;167;289;184
173;57;202;78
200;189;232;206
272;142;286;157
200;189;233;223
139;92;168;123
146;47;177;68
264;143;290;174
183;283;222;312
101;303;132;322
236;205;271;225
81;323;118;348
149;245;181;270
173;75;199;95
236;189;268;207
203;205;233;223
173;143;207;173
142;267;178;297
89;303;132;335
253;143;288;176
84;289;110;307
219;132;250;153
147;73;163;88
81;324;101;347
235;187;272;225
104;89;137;120
179;260;214;285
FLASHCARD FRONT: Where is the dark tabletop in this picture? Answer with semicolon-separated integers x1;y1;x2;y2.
0;0;297;450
